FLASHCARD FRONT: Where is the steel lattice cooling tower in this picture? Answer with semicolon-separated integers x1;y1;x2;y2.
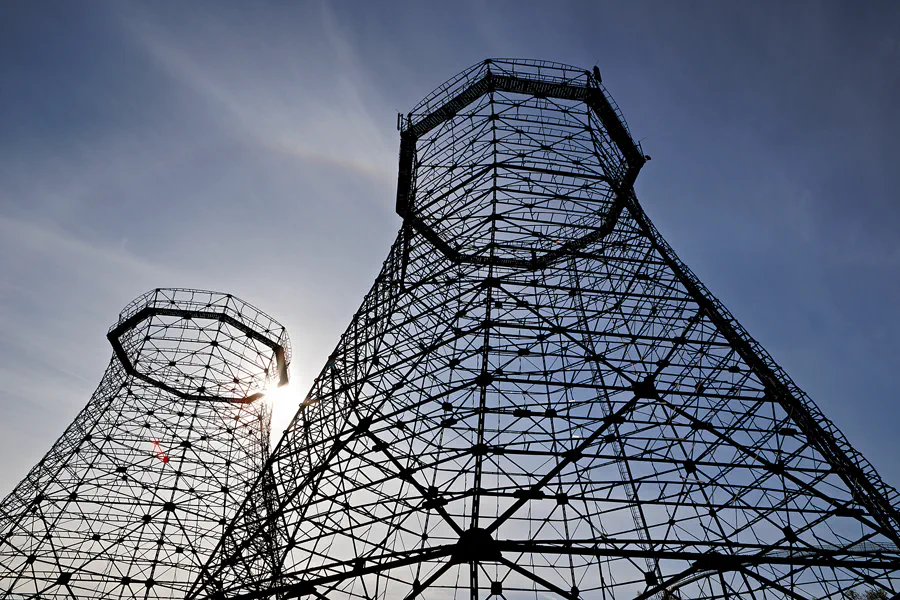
188;59;900;600
0;288;290;599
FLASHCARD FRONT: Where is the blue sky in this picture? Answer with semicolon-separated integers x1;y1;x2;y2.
0;1;898;497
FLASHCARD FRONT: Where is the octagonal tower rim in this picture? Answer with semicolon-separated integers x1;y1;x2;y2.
395;57;648;271
106;287;290;404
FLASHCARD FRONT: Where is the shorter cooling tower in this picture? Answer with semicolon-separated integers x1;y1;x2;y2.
0;288;290;600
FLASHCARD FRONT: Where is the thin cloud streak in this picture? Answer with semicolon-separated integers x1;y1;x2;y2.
122;2;397;189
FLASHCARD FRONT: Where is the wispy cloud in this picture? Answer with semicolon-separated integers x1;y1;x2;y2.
121;2;397;189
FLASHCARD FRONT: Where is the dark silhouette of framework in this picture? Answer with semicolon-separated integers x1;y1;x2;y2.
189;59;900;600
0;288;290;599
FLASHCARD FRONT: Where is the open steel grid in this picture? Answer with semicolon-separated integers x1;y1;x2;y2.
0;288;290;599
190;59;900;600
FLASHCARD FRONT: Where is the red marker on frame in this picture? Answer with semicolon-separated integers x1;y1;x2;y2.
151;439;169;464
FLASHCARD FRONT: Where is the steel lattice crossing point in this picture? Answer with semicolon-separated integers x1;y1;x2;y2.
0;288;290;599
190;59;900;600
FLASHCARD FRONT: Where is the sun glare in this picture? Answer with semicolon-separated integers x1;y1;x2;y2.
261;379;294;407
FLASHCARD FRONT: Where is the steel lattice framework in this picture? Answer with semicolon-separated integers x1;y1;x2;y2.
0;288;290;600
187;59;900;600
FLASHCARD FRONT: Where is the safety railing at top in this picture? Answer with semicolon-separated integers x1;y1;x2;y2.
110;287;292;366
405;58;636;144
